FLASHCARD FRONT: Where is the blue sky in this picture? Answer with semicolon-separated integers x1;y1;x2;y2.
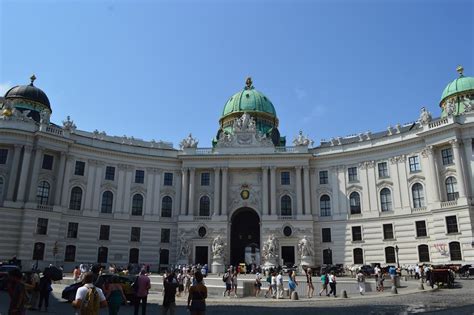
1;0;473;148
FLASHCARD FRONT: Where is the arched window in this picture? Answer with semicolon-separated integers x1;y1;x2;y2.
199;196;210;216
32;242;45;260
36;181;50;205
353;248;363;264
280;195;292;216
445;177;459;201
380;188;392;212
412;183;425;208
97;246;108;263
65;245;76;262
449;241;462;261
69;187;83;210
129;248;139;264
385;246;396;263
131;194;144;216
418;244;430;262
320;195;331;216
350;192;361;214
161;196;172;217
101;191;113;213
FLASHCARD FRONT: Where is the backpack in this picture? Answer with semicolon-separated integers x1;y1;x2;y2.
131;276;139;292
222;274;229;282
80;287;100;315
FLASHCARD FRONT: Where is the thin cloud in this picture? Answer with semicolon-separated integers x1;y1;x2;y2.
294;87;307;100
0;82;12;95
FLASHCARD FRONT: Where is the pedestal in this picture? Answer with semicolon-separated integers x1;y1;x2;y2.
300;256;314;269
263;257;279;271
212;256;225;274
177;258;189;266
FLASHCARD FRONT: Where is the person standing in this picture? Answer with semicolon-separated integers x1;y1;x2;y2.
177;270;184;297
73;272;108;314
73;266;82;283
254;272;262;297
356;269;365;295
7;269;28;315
319;272;328;296
105;276;127;315
223;269;232;297
231;271;238;297
264;271;273;298
38;269;52;312
288;271;298;296
133;269;151;315
28;270;40;310
187;270;207;315
305;268;314;298
162;272;178;315
328;271;337;297
276;271;284;299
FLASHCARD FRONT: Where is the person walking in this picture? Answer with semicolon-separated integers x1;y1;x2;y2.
73;266;82;283
187;270;207;315
231;271;238;297
254;272;262;297
305;268;314;298
105;275;127;315
356;269;365;295
7;269;28;315
319;272;328;296
276;271;284;299
73;272;108;315
288;271;298;296
163;271;178;315
38;269;52;312
264;271;273;298
133;269;151;315
223;269;232;297
328;271;337;297
28;270;40;310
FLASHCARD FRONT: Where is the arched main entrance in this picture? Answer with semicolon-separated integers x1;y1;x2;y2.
230;207;260;266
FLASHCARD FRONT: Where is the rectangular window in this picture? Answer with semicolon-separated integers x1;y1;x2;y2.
446;216;459;234
201;172;210;186
378;162;389;178
161;228;170;243
105;166;115;181
67;222;79;238
0;148;8;164
409;156;421;172
135;170;145;184
319;170;328;185
99;225;110;241
164;172;173;186
131;227;141;242
322;228;332;243
383;224;394;240
348;167;358;182
74;161;85;176
415;220;427;237
42;154;54;170
441;148;454;165
280;171;290;185
36;218;48;235
352;226;362;242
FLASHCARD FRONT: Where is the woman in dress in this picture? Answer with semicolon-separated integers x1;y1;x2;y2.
305;268;314;298
187;271;207;315
288;270;298;296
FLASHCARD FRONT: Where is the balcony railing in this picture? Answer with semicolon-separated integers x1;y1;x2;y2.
37;204;53;211
278;215;295;220
45;125;64;136
193;216;212;221
441;200;458;208
412;206;427;212
428;117;449;129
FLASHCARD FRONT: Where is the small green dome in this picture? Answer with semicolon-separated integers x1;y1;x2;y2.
440;66;474;103
222;80;276;117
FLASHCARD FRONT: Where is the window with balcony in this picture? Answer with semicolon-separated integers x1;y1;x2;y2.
199;196;210;216
36;181;50;205
350;192;361;214
131;194;144;216
320;195;331;217
101;191;113;213
380;188;392;211
280;195;292;216
412;183;425;208
445;177;459;201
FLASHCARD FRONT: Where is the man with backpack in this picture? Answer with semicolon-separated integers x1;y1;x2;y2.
73;272;107;315
222;269;232;297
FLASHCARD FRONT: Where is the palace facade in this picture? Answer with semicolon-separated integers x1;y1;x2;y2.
0;69;474;271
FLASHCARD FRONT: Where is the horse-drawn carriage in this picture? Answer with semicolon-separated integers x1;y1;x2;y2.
429;266;456;288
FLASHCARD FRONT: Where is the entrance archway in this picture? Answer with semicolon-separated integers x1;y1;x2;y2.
230;208;260;266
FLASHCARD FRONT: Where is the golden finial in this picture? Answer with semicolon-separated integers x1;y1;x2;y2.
30;74;37;86
245;77;253;89
456;65;464;77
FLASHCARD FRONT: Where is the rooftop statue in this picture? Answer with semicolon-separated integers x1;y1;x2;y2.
62;116;77;132
293;130;313;146
180;133;199;149
419;107;432;125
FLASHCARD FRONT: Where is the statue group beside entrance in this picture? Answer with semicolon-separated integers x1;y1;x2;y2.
262;234;279;268
211;235;226;274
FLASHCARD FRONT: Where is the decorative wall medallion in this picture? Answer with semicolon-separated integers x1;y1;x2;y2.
241;189;249;200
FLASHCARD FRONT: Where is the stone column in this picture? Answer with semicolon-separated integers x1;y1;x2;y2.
84;160;97;210
92;162;104;210
270;167;276;215
451;140;467;197
153;169;162;216
54;152;67;206
330;166;339;216
123;166;133;214
221;168;228;216
180;168;188;215
295;166;303;215
303;166;311;215
213;168;220;215
262;167;269;216
116;164;127;213
188;168;196;216
16;146;32;202
337;166;347;215
389;158;402;209
422;147;440;202
359;163;370;212
28;147;43;203
6;145;22;201
145;168;155;215
397;156;409;208
60;155;73;207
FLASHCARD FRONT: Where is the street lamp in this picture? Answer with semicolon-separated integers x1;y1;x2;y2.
395;245;400;268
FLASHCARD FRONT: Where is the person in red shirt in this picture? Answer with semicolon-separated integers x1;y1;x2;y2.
134;269;151;315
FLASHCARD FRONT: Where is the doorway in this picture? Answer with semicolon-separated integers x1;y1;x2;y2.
195;246;208;265
230;208;260;266
281;246;295;266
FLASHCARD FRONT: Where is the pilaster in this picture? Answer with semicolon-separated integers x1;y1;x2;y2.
16;145;32;203
6;144;22;201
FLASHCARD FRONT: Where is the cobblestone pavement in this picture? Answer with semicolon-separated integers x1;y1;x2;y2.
1;279;474;314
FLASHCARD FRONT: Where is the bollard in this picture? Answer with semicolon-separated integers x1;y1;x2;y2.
342;290;348;298
391;286;398;294
291;291;299;300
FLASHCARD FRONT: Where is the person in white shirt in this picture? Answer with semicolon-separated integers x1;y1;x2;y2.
72;272;107;313
276;272;284;299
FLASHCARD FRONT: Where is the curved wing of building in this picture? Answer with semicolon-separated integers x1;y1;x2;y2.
0;69;473;272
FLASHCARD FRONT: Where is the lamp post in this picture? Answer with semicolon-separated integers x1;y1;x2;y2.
395;245;400;268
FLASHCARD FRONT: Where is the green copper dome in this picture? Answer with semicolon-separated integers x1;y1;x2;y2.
222;79;276;117
440;66;474;117
440;66;474;102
